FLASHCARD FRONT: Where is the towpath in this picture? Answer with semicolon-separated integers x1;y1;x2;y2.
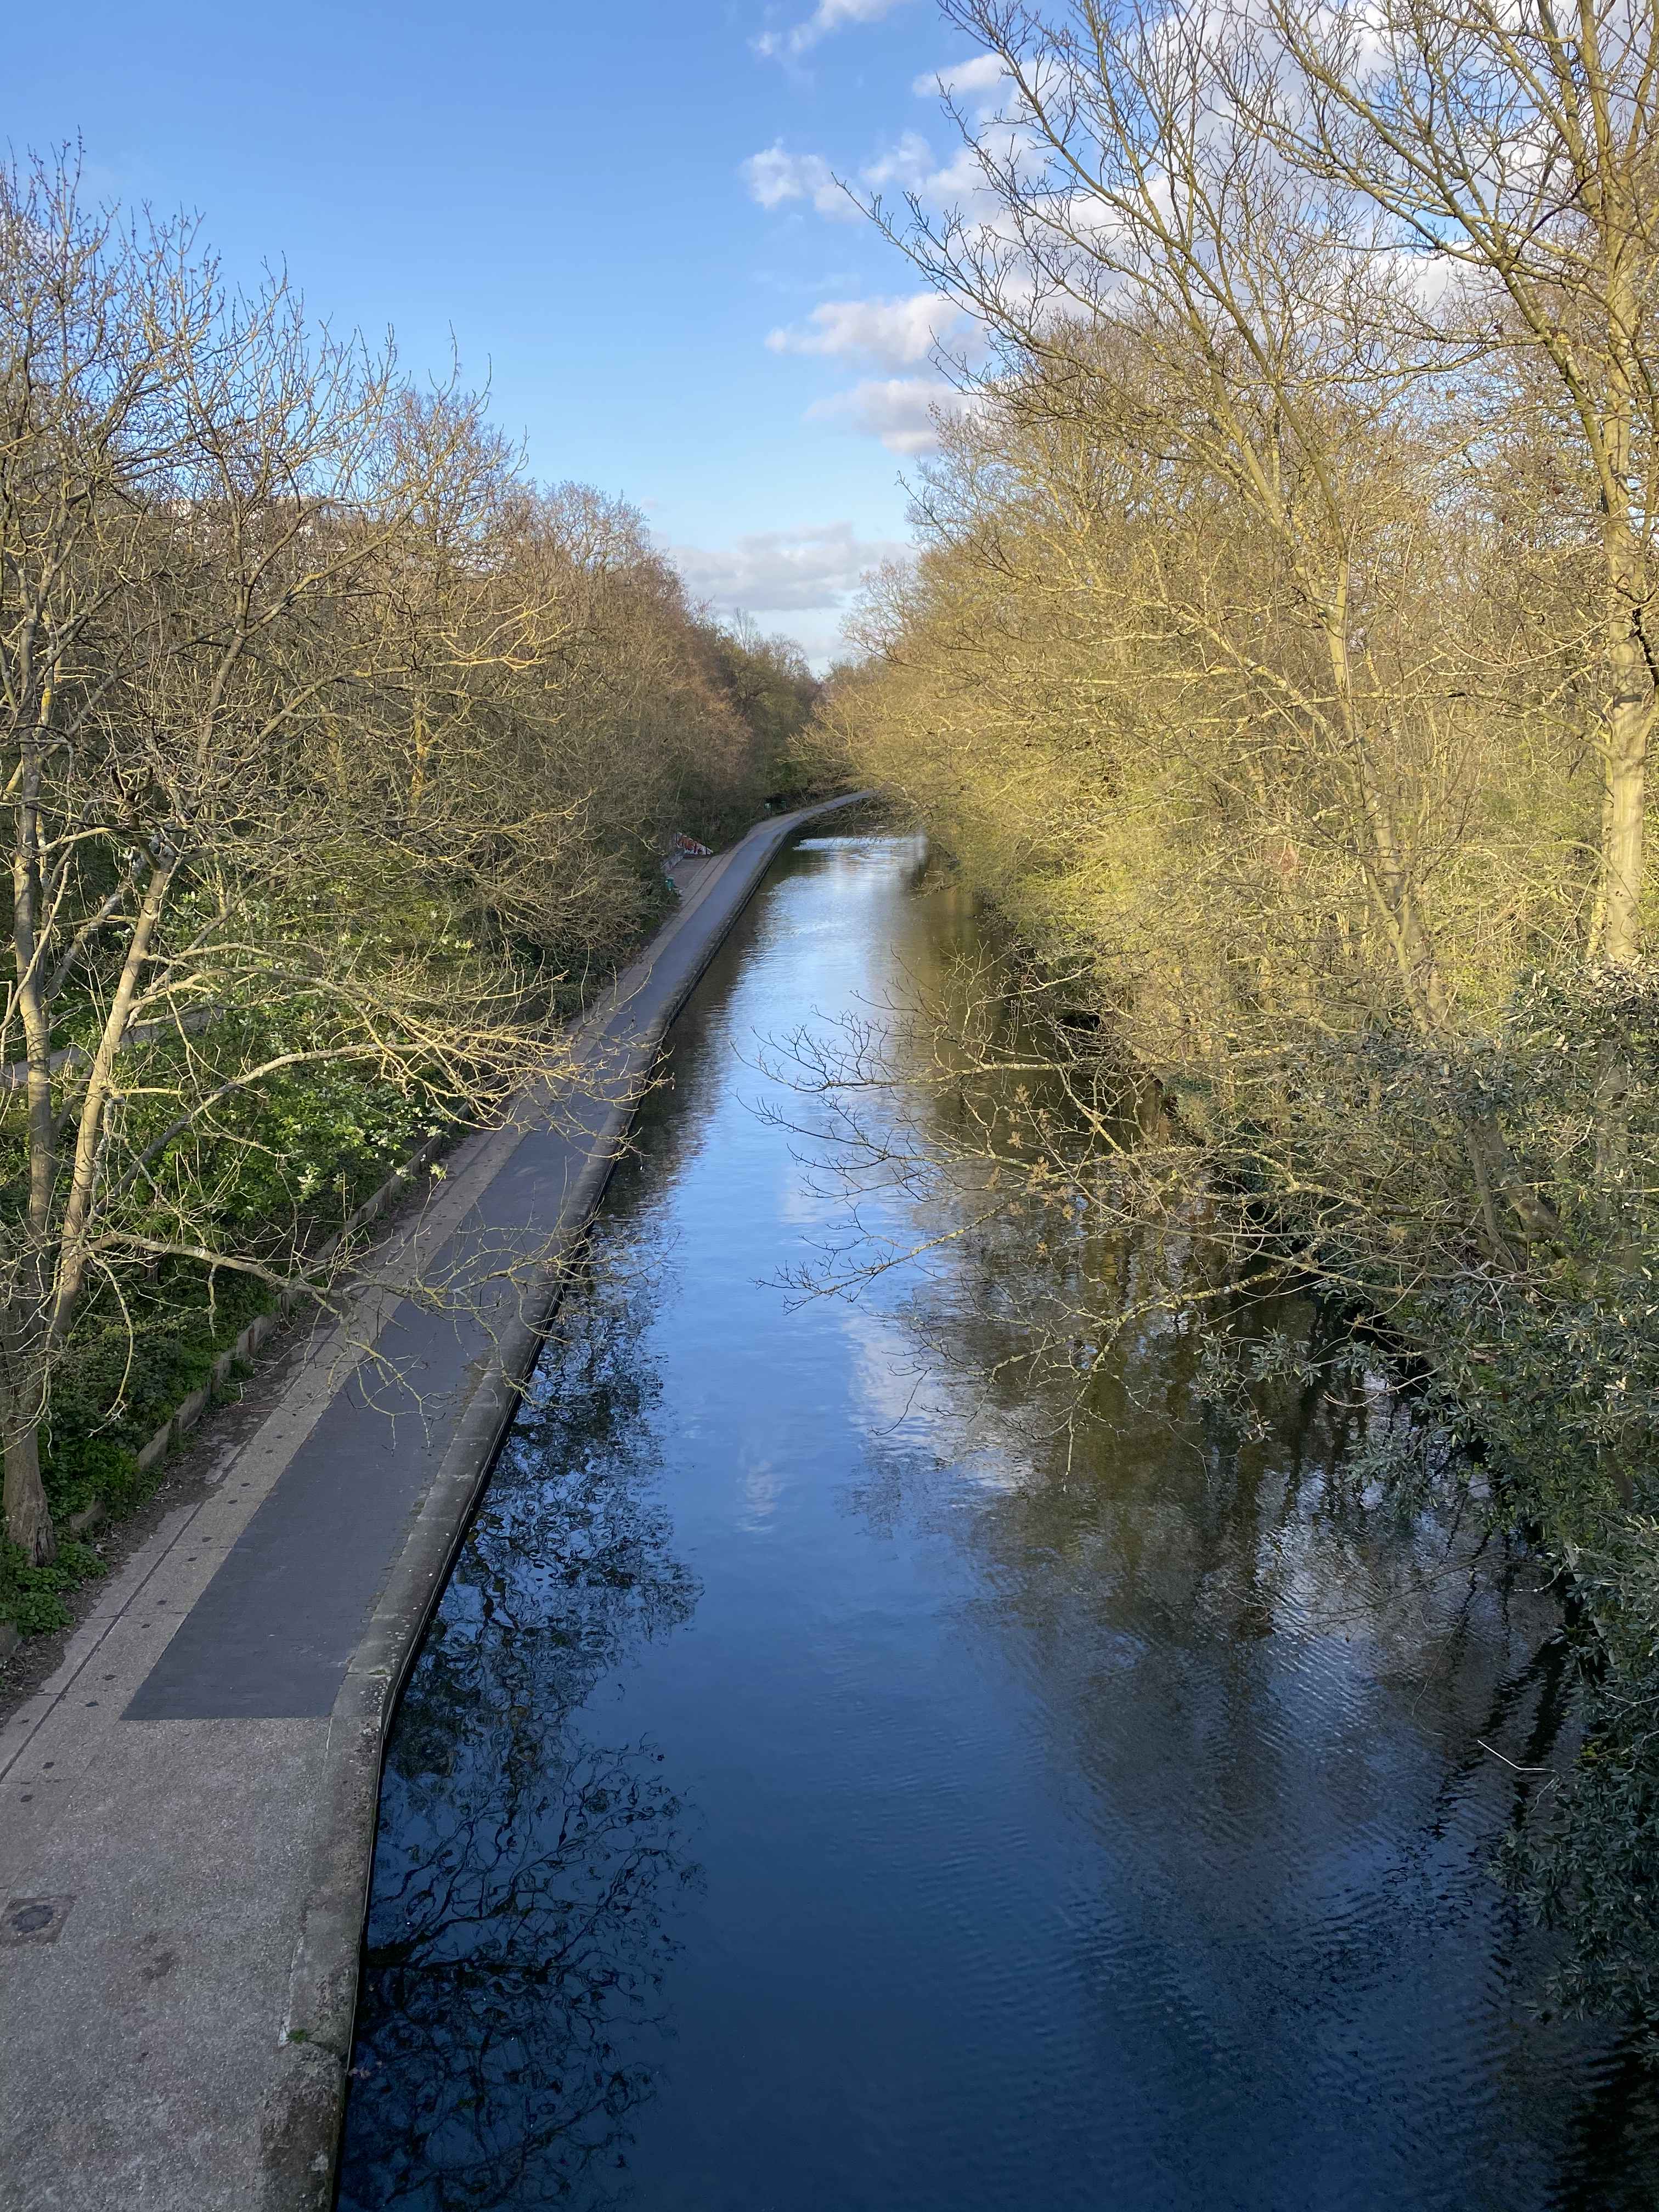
0;794;865;2212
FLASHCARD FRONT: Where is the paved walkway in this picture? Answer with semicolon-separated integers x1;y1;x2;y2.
0;797;864;2212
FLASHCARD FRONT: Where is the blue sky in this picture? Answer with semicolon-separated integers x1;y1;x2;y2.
9;0;999;662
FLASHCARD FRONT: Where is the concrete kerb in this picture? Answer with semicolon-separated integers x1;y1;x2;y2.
253;791;871;2209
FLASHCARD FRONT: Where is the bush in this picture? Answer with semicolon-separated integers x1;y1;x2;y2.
0;1538;108;1635
38;1269;280;1519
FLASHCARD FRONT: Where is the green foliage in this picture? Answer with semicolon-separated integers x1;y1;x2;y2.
1497;1520;1659;2052
0;1538;108;1635
198;1057;450;1234
40;1267;276;1513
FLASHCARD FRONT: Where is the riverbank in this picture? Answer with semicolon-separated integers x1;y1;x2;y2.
0;794;865;2212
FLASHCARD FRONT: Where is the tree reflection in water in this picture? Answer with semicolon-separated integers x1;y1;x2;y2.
338;1251;700;2211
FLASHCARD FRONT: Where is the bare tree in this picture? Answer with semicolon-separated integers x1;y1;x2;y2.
862;0;1564;1246
0;161;572;1561
1246;0;1659;967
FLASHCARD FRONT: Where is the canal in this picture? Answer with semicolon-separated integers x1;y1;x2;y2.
337;830;1659;2210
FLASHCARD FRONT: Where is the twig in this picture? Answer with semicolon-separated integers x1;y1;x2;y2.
1477;1738;1553;1776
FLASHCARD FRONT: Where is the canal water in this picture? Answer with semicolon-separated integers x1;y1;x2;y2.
337;833;1658;2210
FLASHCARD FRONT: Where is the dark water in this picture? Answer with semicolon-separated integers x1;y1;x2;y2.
338;834;1659;2211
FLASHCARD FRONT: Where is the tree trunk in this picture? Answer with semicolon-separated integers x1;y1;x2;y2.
3;1415;54;1565
0;1280;54;1560
1600;587;1650;969
1596;283;1649;969
1594;523;1647;1200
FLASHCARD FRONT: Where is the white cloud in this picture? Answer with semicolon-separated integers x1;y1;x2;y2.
912;53;1007;98
755;0;916;61
766;291;964;369
743;129;1009;232
859;129;938;193
741;144;860;221
805;375;967;454
916;141;989;198
672;521;908;616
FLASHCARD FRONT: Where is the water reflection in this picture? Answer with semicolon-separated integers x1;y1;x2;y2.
339;1266;700;2209
339;836;1659;2210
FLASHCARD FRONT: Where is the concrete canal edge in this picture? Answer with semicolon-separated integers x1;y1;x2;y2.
258;792;870;2209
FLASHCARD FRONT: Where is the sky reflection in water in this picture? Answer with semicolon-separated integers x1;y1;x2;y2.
338;836;1659;2211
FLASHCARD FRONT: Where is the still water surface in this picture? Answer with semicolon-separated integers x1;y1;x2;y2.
338;834;1658;2210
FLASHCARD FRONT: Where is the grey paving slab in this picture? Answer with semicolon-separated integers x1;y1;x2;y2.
1;1717;325;2212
